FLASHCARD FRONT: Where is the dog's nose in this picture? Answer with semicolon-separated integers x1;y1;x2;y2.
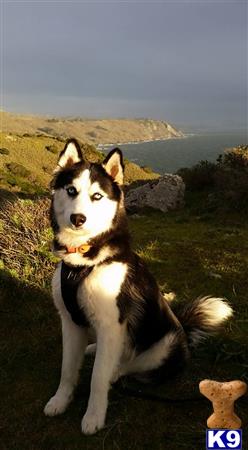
70;213;86;227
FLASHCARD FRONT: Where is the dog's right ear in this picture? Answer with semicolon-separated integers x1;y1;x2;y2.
103;148;124;185
56;139;83;170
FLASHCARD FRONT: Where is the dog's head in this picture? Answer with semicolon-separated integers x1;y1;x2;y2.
51;139;125;246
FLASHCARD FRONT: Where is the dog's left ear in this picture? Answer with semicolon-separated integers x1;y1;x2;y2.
57;138;83;170
103;148;124;185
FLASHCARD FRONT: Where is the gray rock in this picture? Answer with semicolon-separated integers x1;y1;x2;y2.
125;174;185;213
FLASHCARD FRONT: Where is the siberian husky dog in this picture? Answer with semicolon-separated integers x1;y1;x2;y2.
44;138;233;435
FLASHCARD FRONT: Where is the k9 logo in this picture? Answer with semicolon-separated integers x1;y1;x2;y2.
206;430;242;450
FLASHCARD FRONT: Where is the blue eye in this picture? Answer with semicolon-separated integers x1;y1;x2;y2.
66;186;77;197
92;192;103;201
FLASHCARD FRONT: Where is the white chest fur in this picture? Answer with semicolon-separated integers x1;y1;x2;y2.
78;262;128;329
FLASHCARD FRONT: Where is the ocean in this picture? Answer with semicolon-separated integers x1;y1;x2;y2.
99;131;248;174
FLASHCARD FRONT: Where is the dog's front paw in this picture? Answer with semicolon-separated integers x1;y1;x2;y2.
81;410;105;435
44;394;70;416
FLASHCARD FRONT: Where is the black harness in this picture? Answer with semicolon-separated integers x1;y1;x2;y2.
61;261;93;327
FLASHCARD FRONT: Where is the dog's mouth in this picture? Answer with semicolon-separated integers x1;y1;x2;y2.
56;223;87;237
66;224;87;233
70;224;85;231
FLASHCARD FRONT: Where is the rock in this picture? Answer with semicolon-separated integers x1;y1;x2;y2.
125;174;185;213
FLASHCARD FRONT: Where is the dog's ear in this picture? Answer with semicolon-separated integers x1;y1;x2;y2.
56;139;83;170
103;148;124;185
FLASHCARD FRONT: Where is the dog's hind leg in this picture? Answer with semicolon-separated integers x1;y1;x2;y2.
44;313;88;416
117;330;188;381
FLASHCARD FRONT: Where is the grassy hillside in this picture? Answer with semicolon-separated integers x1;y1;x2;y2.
0;195;247;450
0;132;159;196
0;137;247;449
1;111;184;145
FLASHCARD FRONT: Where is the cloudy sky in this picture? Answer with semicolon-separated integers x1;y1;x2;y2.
1;0;247;130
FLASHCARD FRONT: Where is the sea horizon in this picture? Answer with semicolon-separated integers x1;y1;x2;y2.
99;130;248;174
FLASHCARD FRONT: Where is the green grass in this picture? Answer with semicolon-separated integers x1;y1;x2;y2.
0;132;159;196
0;191;247;450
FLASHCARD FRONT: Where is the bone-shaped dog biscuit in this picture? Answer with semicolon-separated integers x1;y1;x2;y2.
199;379;247;429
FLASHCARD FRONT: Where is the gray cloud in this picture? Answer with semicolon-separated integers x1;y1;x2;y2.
2;1;247;130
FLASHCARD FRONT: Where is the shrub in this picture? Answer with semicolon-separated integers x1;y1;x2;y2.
80;141;104;162
219;145;248;169
178;147;248;212
42;165;52;174
45;144;58;154
87;130;97;138
0;148;9;155
55;136;66;142
6;162;31;178
215;168;248;211
4;173;46;195
96;125;108;131
37;126;54;135
0;169;6;181
177;160;217;191
141;165;154;174
0;164;46;196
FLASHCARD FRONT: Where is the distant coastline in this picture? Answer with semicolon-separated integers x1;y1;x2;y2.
97;134;189;150
1;110;184;145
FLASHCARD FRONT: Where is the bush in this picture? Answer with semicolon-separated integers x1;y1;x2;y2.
4;173;46;195
215;168;248;211
0;164;46;196
0;148;9;155
177;160;217;191
87;130;97;138
45;144;58;154
6;162;31;178
219;145;248;169
42;165;52;174
96;125;108;131
81;141;104;162
177;146;248;212
47;118;59;123
141;165;154;174
37;126;54;135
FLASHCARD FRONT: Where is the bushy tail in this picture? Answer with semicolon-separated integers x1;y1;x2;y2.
171;296;233;348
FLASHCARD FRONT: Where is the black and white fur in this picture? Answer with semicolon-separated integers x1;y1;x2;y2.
44;139;233;434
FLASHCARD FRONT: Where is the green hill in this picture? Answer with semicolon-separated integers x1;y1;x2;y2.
0;132;159;196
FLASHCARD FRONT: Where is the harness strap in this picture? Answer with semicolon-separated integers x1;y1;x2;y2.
61;261;93;326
